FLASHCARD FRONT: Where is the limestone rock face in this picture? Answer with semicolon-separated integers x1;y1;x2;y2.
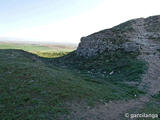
77;36;119;57
76;15;160;57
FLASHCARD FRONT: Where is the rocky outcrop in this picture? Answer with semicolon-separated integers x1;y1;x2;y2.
76;15;160;57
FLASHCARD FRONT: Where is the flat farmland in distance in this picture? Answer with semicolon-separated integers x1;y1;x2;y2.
0;42;77;58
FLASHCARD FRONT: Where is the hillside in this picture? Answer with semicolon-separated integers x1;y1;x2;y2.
0;15;160;120
0;49;146;120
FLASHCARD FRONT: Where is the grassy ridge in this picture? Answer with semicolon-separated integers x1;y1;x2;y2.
0;48;146;119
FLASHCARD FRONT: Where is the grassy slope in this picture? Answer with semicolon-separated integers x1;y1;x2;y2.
51;49;146;84
0;47;146;119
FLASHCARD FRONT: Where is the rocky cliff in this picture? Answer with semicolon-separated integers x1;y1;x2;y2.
76;15;160;57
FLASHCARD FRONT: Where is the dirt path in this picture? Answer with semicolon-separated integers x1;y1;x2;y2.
65;19;160;120
133;18;160;95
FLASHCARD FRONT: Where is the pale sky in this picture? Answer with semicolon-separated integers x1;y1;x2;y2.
0;0;160;43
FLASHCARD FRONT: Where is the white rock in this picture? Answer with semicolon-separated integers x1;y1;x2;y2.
109;71;114;75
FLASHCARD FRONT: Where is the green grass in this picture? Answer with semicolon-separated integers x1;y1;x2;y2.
52;49;147;83
34;51;70;58
0;42;75;58
0;43;52;51
0;48;147;119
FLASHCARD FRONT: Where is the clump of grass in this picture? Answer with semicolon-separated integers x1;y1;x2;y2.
152;92;160;101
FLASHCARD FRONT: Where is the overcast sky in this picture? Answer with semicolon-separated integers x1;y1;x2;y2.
0;0;160;43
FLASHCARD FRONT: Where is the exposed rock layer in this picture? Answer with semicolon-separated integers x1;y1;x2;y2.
76;16;160;57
